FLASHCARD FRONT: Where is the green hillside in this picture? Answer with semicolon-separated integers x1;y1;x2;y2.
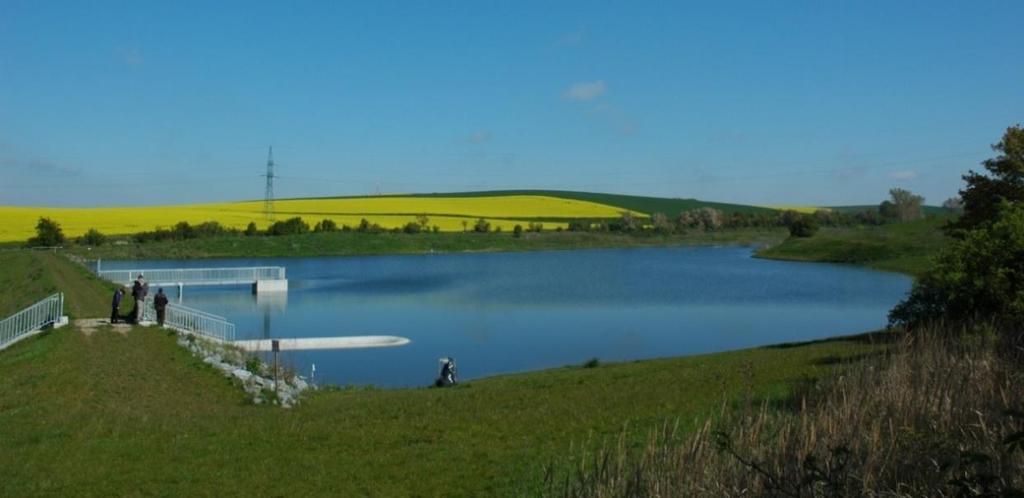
390;190;774;216
829;204;949;215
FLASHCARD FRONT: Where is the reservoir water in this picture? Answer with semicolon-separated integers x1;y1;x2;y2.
105;246;912;387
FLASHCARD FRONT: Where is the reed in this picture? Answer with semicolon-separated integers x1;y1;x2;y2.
545;330;1024;497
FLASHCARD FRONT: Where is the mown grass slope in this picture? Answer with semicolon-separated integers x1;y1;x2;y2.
756;215;951;275
0;251;114;318
0;250;877;496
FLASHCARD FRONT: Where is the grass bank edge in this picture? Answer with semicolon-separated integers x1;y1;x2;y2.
60;228;789;261
754;215;952;276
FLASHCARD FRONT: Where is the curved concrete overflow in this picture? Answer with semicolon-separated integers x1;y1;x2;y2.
233;335;411;352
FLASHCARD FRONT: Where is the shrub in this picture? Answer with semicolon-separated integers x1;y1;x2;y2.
244;222;259;236
244;356;263;375
787;216;818;238
568;220;590;232
513;224;523;238
193;221;230;237
313;219;338;233
80;228;106;246
651;212;674;234
356;218;382;233
415;215;430;231
676;208;723;232
473;218;491;233
267;217;309;236
889;202;1024;332
615;212;641;232
133;220;239;243
402;221;421;234
28;217;65;247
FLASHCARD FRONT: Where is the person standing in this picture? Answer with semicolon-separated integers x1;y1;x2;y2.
110;287;124;324
153;288;169;327
131;275;148;323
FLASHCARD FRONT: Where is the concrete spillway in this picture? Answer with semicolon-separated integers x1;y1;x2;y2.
233;335;410;352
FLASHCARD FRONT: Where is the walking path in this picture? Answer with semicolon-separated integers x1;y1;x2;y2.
75;318;132;336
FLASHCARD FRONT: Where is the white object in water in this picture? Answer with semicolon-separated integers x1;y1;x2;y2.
233;335;410;352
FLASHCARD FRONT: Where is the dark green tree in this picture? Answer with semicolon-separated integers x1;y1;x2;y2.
244;222;259;236
878;200;900;221
313;219;337;233
651;212;673;234
949;125;1024;233
878;188;925;222
415;214;430;231
28;217;65;246
267;217;309;236
80;228;106;246
890;202;1024;331
787;216;819;238
618;211;641;232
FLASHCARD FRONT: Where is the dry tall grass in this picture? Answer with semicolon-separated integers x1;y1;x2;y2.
545;332;1024;497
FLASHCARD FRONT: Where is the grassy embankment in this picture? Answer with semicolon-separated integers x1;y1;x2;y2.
0;250;882;496
756;215;952;275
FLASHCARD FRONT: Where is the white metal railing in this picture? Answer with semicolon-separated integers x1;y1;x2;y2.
99;266;285;286
143;297;235;342
0;293;64;351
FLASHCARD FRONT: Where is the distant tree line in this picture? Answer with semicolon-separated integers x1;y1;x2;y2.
561;187;935;239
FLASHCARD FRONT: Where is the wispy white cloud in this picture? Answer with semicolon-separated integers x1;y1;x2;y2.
467;130;492;144
888;170;919;180
564;80;606;101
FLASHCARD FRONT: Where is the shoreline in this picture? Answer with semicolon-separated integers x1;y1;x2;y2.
61;228;789;261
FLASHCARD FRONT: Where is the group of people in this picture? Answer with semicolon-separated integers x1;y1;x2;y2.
110;274;170;326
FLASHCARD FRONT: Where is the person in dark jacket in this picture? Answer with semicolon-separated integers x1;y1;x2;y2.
131;275;148;323
153;288;169;327
435;357;457;387
110;287;124;324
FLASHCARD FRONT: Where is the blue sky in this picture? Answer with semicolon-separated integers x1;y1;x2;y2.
1;1;1021;207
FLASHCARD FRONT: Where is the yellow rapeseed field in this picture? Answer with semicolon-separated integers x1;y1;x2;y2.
0;195;637;242
760;205;828;214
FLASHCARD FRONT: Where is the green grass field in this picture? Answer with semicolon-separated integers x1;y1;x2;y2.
756;215;952;275
0;249;882;496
